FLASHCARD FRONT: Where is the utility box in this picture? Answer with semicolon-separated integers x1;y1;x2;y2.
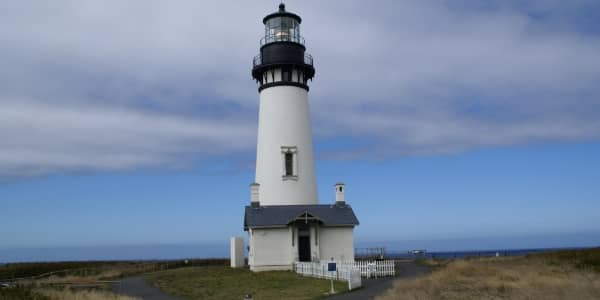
230;237;245;268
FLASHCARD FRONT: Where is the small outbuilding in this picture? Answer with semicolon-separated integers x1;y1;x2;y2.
244;197;359;271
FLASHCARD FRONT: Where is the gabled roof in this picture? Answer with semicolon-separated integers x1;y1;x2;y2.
244;204;359;230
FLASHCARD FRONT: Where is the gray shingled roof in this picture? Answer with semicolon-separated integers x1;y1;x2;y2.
244;204;359;230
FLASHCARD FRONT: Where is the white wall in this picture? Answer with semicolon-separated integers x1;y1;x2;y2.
230;236;244;268
255;85;318;206
318;227;355;262
248;225;356;270
249;227;294;271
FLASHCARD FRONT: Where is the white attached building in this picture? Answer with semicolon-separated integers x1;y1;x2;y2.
243;4;359;272
244;185;359;271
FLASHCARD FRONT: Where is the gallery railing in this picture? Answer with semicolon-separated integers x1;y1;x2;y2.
260;33;305;47
252;53;313;68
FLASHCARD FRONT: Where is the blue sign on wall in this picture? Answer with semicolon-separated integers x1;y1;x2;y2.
328;262;336;272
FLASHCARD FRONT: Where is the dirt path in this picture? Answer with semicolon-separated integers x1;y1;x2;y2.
113;277;182;300
324;261;430;300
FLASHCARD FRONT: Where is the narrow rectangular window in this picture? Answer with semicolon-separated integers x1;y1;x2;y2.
282;69;291;82
285;152;294;176
281;146;298;179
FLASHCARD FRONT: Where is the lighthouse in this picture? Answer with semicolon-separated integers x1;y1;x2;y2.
243;4;359;272
252;3;317;206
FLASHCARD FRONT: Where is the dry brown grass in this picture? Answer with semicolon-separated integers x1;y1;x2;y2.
36;288;140;300
32;270;123;285
377;255;600;300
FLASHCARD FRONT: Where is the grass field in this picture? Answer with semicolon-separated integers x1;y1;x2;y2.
145;266;349;300
0;259;228;281
377;248;600;300
37;288;139;300
0;259;225;300
4;249;598;300
0;286;139;300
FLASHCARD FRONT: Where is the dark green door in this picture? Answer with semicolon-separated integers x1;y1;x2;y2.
299;236;311;261
298;227;311;262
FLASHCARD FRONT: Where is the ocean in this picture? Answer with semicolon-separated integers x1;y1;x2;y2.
1;244;596;264
384;247;594;259
0;244;229;263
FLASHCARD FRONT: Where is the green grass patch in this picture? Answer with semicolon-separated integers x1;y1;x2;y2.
145;266;349;300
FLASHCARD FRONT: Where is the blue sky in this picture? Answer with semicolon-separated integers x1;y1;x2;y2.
1;1;600;258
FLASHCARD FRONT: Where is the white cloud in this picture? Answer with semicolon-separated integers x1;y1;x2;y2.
307;1;600;155
0;101;255;178
1;0;599;178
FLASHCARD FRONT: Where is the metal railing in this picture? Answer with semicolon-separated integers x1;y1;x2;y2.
260;34;305;47
252;53;313;68
304;54;313;65
355;247;387;260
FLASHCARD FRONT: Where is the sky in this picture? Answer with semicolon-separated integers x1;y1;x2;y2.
1;0;600;260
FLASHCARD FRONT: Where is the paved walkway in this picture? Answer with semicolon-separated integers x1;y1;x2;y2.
324;261;430;300
113;277;181;300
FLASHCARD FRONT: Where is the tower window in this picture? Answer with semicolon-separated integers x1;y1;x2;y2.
281;146;298;180
285;153;293;176
282;69;291;82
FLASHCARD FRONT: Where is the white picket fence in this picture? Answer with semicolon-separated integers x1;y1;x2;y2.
295;261;355;281
294;260;395;280
354;260;395;278
295;261;363;290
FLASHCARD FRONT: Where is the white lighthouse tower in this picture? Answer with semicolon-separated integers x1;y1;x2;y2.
244;4;359;272
252;3;317;206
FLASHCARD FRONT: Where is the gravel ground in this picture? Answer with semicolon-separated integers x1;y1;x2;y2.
324;261;430;300
113;276;182;300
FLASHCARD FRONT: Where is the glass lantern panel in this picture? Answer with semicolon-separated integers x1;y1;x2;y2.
264;17;301;44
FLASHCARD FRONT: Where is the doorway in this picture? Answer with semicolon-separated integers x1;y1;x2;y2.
298;227;311;262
